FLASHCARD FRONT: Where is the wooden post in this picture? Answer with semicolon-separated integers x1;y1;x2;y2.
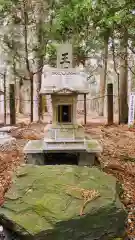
9;84;16;125
107;83;113;125
84;93;87;125
3;73;6;125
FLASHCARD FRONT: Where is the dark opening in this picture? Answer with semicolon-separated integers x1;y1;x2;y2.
45;153;79;165
58;105;72;123
0;227;21;240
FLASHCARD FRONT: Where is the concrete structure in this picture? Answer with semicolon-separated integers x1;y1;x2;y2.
0;130;16;150
24;68;102;166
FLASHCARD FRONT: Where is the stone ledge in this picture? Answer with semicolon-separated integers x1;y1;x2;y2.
23;140;46;154
24;139;102;154
0;126;18;132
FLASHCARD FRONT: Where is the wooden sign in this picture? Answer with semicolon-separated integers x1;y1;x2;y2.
128;92;135;127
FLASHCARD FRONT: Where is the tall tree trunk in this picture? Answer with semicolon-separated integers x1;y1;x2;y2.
119;28;128;123
37;59;43;120
111;33;120;124
36;2;48;121
13;59;19;113
30;74;34;122
36;15;44;121
3;72;6;125
99;36;109;116
23;0;33;122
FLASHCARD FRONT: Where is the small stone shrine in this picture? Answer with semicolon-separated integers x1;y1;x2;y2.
24;44;102;165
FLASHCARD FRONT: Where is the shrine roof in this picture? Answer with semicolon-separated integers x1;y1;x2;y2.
40;68;89;95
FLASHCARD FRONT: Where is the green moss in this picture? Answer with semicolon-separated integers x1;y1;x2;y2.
112;239;123;240
0;165;127;239
86;141;98;149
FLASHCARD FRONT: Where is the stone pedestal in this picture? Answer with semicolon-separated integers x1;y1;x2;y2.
26;153;45;165
78;152;95;166
24;138;102;167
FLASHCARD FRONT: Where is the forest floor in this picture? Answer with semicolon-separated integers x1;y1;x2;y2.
85;123;135;238
0;122;135;238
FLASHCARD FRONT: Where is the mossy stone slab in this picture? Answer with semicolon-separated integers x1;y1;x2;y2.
0;165;127;240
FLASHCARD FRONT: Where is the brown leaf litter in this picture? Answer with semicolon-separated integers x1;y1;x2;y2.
10;122;45;140
0;122;47;205
85;124;135;238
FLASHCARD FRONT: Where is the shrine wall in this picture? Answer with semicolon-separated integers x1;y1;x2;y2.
51;94;78;125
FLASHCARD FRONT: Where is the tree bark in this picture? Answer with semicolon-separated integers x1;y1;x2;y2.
35;1;48;121
107;83;113;125
99;36;109;116
84;93;87;125
3;73;6;125
30;74;34;122
111;34;120;124
9;84;16;125
23;0;34;122
119;28;128;123
36;59;43;120
37;16;44;120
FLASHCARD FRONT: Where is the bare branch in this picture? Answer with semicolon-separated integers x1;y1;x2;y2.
87;64;102;80
128;43;135;55
114;48;135;76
